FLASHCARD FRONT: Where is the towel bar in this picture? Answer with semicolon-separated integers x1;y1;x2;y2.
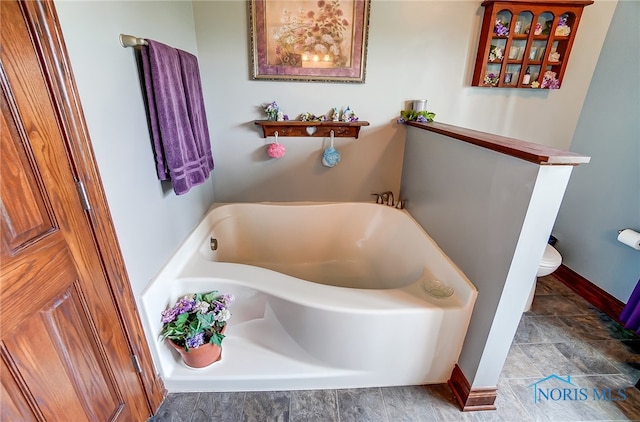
120;33;148;48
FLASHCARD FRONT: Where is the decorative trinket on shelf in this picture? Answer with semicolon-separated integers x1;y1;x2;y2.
504;73;513;84
299;112;327;122
555;15;571;36
494;19;509;37
263;101;288;121
508;45;521;60
483;72;500;86
523;66;531;85
331;107;340;122
548;50;561;63
488;45;503;62
341;106;350;122
534;22;543;35
540;70;560;89
341;106;359;122
412;99;427;112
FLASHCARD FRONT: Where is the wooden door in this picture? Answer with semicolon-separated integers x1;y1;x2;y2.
1;1;157;420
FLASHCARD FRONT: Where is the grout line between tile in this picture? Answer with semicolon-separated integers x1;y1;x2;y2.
378;387;389;422
188;392;200;422
239;391;247;422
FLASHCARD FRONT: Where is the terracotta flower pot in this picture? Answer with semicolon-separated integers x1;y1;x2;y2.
169;340;222;369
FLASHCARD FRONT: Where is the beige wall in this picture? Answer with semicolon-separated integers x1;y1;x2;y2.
193;0;616;203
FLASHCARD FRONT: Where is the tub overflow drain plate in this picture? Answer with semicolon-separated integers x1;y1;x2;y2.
210;237;218;251
423;279;454;298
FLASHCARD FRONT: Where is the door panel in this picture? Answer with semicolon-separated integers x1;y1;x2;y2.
1;1;151;420
0;80;56;254
4;285;122;421
1;355;40;421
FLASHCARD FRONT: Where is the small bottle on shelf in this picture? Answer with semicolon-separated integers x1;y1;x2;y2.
522;66;531;84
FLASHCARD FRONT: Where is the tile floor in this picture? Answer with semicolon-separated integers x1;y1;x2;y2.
149;275;640;421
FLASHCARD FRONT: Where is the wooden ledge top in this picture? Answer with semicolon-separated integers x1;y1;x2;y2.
406;121;590;165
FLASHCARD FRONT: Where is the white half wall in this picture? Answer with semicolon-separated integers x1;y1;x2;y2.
400;126;577;387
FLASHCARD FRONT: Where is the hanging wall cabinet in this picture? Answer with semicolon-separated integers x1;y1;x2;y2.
472;0;593;89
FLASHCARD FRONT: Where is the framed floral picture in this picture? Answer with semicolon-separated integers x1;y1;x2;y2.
249;0;371;83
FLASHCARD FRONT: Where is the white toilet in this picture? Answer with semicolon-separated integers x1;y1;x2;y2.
524;243;562;311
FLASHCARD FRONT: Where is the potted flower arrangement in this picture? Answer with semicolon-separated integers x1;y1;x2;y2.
397;110;436;124
160;291;234;368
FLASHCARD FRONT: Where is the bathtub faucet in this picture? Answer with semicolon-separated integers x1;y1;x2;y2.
382;191;394;206
372;191;406;209
371;193;384;204
372;191;393;205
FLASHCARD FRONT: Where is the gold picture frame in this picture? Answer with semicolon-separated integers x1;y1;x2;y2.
249;0;370;83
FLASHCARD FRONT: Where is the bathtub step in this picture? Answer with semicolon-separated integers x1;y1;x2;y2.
164;320;360;391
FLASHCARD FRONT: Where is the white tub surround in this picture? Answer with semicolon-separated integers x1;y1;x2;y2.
401;121;589;411
141;202;477;392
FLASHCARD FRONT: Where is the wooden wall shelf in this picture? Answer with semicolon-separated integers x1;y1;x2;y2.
254;120;370;139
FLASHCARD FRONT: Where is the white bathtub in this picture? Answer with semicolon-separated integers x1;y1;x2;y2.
141;202;477;392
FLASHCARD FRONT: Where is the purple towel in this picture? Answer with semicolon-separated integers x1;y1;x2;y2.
620;279;640;332
140;41;167;180
177;49;214;175
140;39;213;195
